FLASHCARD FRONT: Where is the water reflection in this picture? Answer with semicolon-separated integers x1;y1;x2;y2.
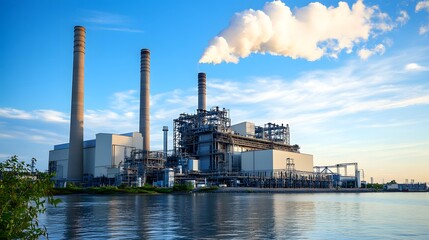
41;193;429;239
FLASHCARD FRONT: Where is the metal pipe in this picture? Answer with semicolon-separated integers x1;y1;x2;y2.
68;26;85;181
198;72;206;111
140;49;150;152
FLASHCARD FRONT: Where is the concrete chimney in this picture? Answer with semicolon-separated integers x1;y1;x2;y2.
68;26;85;181
198;72;206;111
162;126;168;160
140;49;150;152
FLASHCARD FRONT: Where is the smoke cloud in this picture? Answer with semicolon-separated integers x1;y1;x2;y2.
200;0;393;64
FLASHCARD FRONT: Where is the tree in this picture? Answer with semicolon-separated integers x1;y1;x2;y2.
0;156;60;239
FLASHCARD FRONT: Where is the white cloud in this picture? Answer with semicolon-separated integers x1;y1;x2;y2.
200;0;396;64
92;27;142;33
0;108;32;120
415;2;429;35
0;133;14;138
83;10;142;33
0;108;68;123
358;44;385;60
419;24;429;34
396;10;409;25
370;6;395;33
34;110;69;123
83;10;129;25
416;1;429;12
405;62;429;71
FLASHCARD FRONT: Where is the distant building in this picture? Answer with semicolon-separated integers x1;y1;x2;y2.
384;183;427;192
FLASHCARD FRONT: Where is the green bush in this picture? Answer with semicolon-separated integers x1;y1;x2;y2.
0;156;60;239
173;183;194;192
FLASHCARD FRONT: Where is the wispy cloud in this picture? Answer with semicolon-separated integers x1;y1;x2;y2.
0;128;67;145
82;10;129;25
419;24;429;35
396;10;409;25
1;47;428;150
359;119;429;128
0;108;32;120
358;44;386;60
404;62;429;71
416;1;429;13
82;10;142;33
415;1;429;35
91;27;143;33
0;108;68;123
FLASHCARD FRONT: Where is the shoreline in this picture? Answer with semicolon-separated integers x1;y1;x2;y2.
206;187;377;194
52;186;427;195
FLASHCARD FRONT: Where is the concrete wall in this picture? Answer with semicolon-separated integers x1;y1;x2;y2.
241;150;274;172
272;150;313;172
49;149;68;179
231;122;255;137
94;133;113;177
49;146;95;179
241;149;313;173
94;133;142;177
50;132;143;180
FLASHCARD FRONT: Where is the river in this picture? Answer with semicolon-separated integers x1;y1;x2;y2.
39;192;429;239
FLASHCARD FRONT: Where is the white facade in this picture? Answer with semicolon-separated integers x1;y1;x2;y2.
241;149;313;174
49;132;143;180
231;122;255;137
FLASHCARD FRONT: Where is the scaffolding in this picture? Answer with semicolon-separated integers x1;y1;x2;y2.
121;149;166;186
173;106;299;173
255;122;290;145
314;162;360;188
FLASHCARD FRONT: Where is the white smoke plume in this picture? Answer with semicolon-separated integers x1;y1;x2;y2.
199;0;393;64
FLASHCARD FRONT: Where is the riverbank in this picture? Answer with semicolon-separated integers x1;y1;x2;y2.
52;186;379;195
52;185;175;195
209;187;377;193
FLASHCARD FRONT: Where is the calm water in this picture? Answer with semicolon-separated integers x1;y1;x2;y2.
39;192;429;239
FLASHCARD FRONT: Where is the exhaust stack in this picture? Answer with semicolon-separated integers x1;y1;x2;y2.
68;26;85;181
140;49;150;152
198;72;206;111
162;126;168;160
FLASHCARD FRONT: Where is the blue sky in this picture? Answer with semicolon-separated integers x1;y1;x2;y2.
1;0;428;183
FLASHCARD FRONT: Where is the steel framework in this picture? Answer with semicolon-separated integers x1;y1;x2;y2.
173;106;299;173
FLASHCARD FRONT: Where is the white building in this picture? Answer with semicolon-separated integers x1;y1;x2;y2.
241;149;313;175
231;121;255;137
49;132;143;181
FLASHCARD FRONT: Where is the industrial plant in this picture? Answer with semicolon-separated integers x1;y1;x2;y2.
49;26;363;189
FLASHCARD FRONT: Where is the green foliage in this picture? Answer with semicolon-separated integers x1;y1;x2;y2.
173;183;194;192
0;156;60;239
366;183;384;191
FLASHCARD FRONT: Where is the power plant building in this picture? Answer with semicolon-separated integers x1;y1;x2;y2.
49;132;142;183
48;26;343;188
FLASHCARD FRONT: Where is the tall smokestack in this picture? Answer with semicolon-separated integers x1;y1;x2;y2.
198;72;206;111
162;126;168;160
140;49;150;152
68;26;85;181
